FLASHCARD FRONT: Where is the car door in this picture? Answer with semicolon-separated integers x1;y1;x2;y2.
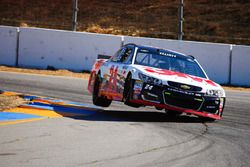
116;46;134;94
101;46;134;101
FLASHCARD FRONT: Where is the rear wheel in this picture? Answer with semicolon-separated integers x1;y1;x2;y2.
92;73;112;107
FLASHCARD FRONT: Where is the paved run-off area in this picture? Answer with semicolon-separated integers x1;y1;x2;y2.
0;71;250;167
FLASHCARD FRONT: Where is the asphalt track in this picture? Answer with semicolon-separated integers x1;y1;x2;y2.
0;71;250;167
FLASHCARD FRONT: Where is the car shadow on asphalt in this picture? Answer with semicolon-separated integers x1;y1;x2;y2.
67;110;204;123
22;99;205;123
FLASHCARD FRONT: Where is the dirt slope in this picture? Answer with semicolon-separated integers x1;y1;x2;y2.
0;0;249;44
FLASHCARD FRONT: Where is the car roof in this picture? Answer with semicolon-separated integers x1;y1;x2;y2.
125;43;194;59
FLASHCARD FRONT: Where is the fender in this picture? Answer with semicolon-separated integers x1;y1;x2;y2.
88;59;106;93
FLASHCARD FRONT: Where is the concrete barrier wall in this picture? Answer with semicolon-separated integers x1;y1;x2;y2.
0;26;18;66
231;45;250;86
1;26;249;85
19;28;122;71
124;36;231;84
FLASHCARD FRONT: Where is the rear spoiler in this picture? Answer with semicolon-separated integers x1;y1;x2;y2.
97;54;111;59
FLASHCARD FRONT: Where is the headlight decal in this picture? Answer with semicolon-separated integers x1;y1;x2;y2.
138;73;162;86
206;89;224;97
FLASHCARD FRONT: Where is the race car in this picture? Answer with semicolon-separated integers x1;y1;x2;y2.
88;43;226;121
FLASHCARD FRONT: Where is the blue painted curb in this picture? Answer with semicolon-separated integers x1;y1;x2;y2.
0;112;43;121
24;102;97;115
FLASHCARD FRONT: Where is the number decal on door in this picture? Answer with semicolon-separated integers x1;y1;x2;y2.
108;65;118;91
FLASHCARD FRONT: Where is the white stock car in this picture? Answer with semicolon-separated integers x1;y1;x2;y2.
88;43;226;121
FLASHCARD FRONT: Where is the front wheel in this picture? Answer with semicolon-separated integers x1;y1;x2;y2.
165;109;182;117
199;116;216;122
123;75;141;108
92;74;112;107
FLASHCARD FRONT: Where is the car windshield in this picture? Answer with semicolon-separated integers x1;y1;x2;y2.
134;50;207;78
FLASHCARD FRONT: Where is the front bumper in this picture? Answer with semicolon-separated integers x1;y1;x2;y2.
132;82;225;119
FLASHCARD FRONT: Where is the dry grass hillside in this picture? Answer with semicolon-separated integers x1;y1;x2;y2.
0;0;249;45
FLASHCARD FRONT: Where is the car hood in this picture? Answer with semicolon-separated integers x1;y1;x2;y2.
131;64;222;90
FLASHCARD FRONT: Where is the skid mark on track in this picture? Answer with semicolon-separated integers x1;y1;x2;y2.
0;153;17;156
149;123;214;166
81;123;209;166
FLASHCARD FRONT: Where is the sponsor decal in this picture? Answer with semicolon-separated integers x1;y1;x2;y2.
140;49;150;53
219;98;224;112
194;98;203;102
134;82;143;90
189;75;203;82
159;52;177;58
164;91;171;95
144;67;217;87
204;79;217;87
167;88;195;96
145;68;187;78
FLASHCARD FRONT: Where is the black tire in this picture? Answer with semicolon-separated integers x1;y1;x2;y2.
92;73;112;107
199;116;216;122
165;109;182;117
123;74;141;108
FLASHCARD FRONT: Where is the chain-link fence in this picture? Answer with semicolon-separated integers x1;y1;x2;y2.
0;0;249;45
